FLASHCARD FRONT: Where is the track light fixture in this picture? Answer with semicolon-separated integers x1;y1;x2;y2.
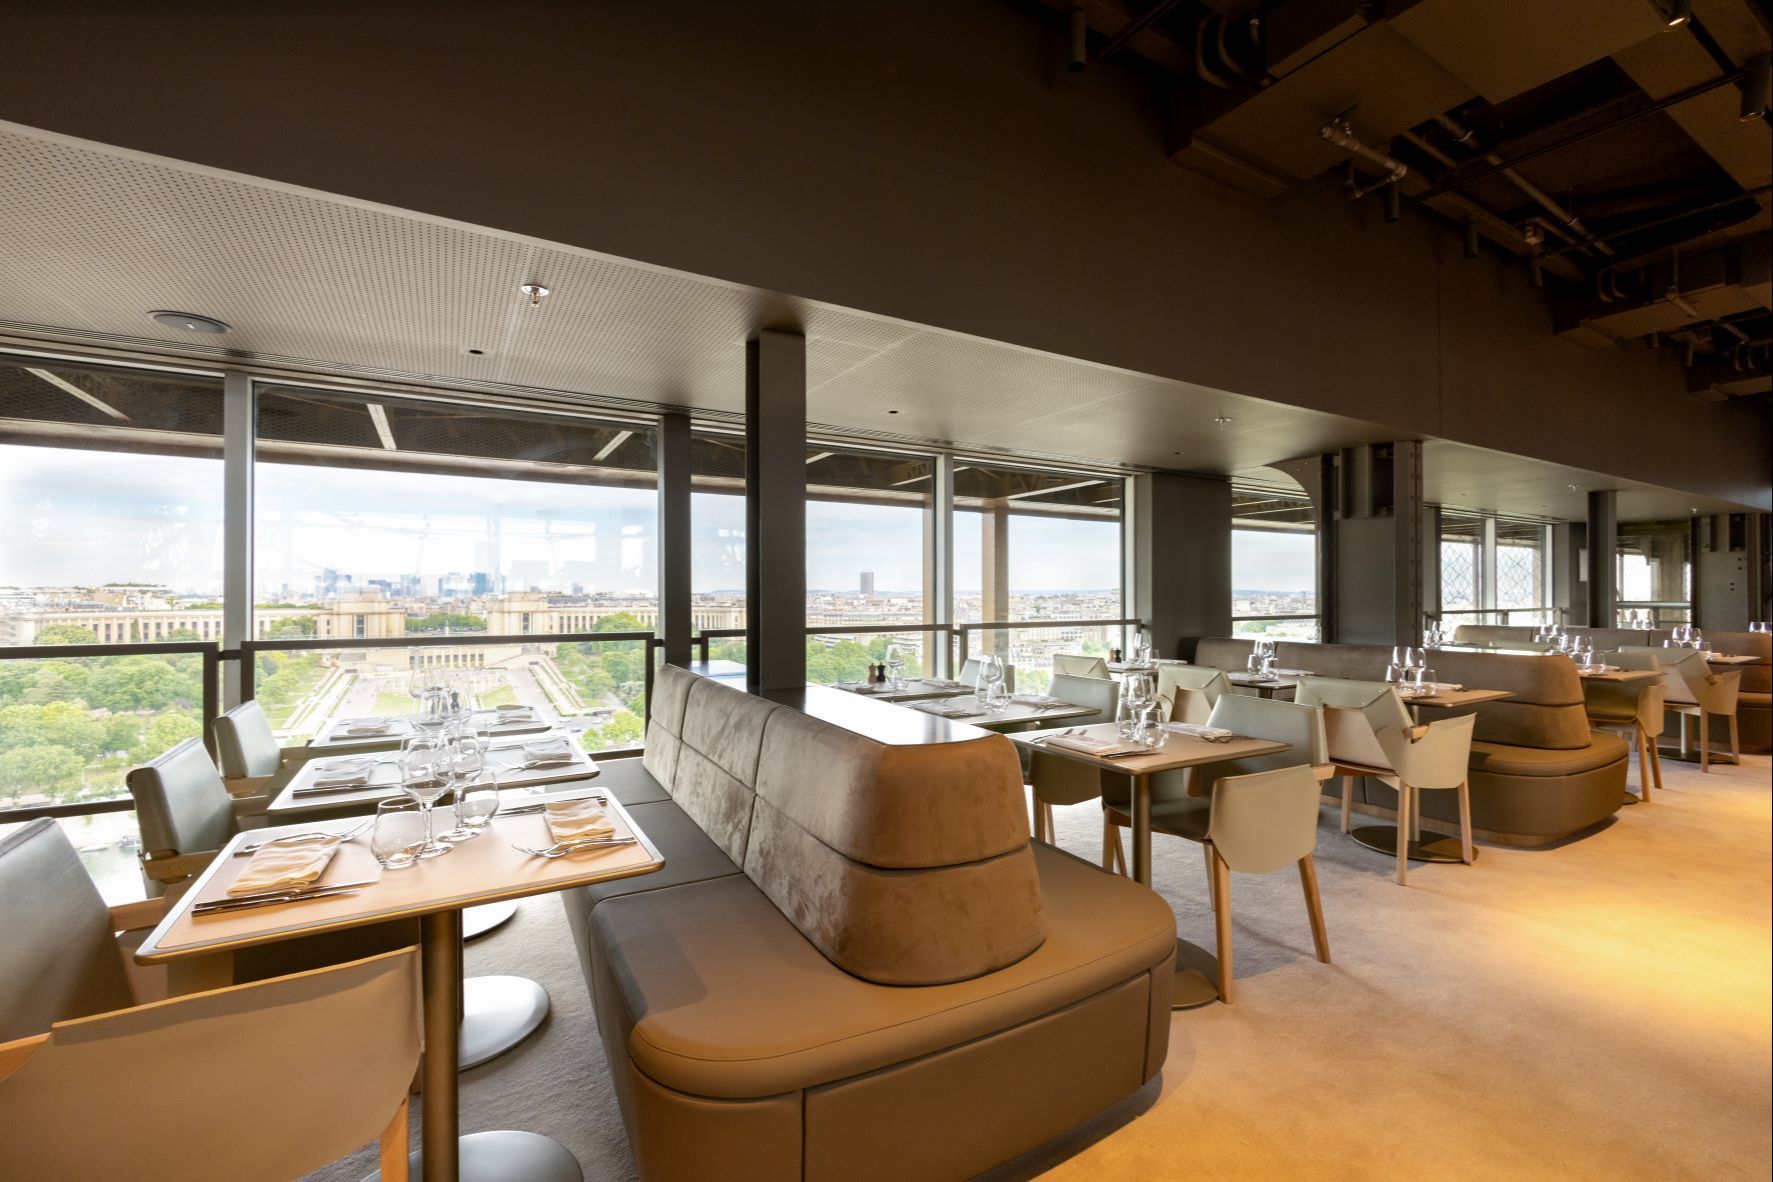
1383;181;1401;223
1529;255;1544;289
1649;0;1690;28
1068;3;1087;72
1741;54;1771;122
1463;221;1480;259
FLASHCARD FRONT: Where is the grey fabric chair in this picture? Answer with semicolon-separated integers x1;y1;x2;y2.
1027;673;1119;843
212;699;288;803
1053;653;1109;679
0;943;422;1182
958;656;1015;692
125;738;263;896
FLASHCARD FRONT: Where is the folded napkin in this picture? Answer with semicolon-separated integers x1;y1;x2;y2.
493;703;533;715
909;701;974;718
544;798;617;843
1043;734;1146;757
1163;722;1234;743
521;737;578;767
337;718;394;736
1400;681;1464;697
1011;694;1067;708
920;678;964;689
311;757;376;788
228;838;340;896
839;682;885;694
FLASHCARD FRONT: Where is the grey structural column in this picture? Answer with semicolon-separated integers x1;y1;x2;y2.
222;369;254;707
1585;489;1618;628
1132;471;1231;659
745;329;807;692
1552;521;1587;625
1331;442;1423;646
1420;502;1441;630
1273;454;1336;643
926;454;955;677
658;411;693;666
980;501;1010;659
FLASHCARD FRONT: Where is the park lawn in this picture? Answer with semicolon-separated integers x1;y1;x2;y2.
372;692;413;715
477;685;518;708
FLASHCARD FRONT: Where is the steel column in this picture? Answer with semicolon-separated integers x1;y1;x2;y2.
658;412;693;667
745;330;807;692
222;370;254;709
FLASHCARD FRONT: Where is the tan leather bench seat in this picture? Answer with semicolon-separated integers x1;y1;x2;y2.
592;843;1174;1100
1467;734;1629;778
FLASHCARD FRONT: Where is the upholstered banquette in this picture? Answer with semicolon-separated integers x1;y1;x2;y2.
561;665;1176;1181
1189;638;1628;844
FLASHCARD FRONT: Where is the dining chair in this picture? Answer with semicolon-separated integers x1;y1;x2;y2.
1295;677;1476;885
1623;647;1741;771
1582;668;1665;802
1053;653;1109;679
0;945;423;1182
212;698;290;802
1027;673;1119;843
126;738;265;897
958;656;1016;692
1156;664;1227;726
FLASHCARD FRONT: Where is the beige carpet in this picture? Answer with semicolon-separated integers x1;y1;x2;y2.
308;751;1772;1181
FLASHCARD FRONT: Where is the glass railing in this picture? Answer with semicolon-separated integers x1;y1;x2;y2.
954;618;1141;695
1434;607;1556;628
805;624;949;685
1231;614;1321;643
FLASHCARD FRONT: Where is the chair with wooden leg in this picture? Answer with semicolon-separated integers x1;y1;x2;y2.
1027;673;1119;844
1053;653;1109;679
1623;647;1741;771
1583;668;1665;802
1292;677;1414;837
1155;664;1228;727
1374;713;1478;886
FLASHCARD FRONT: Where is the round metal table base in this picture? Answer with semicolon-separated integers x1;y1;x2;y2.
460;976;549;1070
364;1130;582;1182
1655;746;1735;766
1171;938;1221;1009
462;900;518;941
1349;824;1474;865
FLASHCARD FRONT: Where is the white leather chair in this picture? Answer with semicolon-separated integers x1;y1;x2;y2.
212;699;289;803
958;656;1015;692
126;738;264;897
1027;673;1118;843
1623;647;1741;771
1156;664;1227;726
1100;696;1331;1002
1585;654;1665;801
1296;677;1478;885
1053;653;1109;679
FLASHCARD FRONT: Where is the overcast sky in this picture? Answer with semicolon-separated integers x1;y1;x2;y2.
1;446;1312;596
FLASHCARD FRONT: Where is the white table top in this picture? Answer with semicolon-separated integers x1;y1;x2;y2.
1010;722;1290;776
901;694;1099;730
269;732;600;818
136;793;662;963
830;678;972;703
309;709;553;749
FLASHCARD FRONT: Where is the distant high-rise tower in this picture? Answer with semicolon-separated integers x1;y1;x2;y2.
860;570;875;595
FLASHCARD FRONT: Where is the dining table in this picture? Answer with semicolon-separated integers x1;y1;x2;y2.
1224;670;1307;699
309;708;554;751
1009;722;1290;1009
900;693;1099;731
136;791;664;1182
831;677;973;703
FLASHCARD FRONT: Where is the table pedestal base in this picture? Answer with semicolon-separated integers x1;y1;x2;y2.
460;976;549;1070
1170;939;1221;1009
462;900;518;941
364;1131;582;1182
1349;824;1474;864
1655;745;1736;766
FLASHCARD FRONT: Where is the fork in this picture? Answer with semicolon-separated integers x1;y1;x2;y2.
234;818;371;856
511;837;637;858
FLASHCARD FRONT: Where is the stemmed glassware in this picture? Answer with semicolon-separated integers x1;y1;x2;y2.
436;725;490;843
1118;669;1154;740
398;732;452;860
885;644;908;691
977;654;1008;712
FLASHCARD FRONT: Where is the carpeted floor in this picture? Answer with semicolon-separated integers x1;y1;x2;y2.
307;751;1772;1181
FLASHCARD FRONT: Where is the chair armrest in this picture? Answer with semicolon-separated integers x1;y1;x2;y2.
1312;764;1336;782
223;774;274;800
0;1033;48;1084
139;849;218;884
108;897;170;932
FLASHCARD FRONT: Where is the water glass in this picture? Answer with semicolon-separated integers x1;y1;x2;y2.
1412;665;1436;688
1247;653;1264;675
371;799;425;869
1135;702;1166;749
454;774;501;835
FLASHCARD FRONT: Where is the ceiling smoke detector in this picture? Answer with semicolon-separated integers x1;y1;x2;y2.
148;310;231;334
520;283;551;307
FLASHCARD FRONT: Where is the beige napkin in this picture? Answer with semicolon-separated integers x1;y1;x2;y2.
227;838;341;896
1163;722;1234;742
312;757;375;787
339;719;393;736
544;798;617;843
522;737;577;767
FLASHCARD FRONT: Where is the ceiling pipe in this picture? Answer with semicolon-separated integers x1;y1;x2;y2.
1432;114;1614;258
1742;54;1771;122
1322;116;1407;200
1068;3;1087;72
1096;0;1184;63
1195;14;1233;90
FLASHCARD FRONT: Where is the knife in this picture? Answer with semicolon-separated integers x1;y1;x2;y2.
193;879;378;915
499;794;607;816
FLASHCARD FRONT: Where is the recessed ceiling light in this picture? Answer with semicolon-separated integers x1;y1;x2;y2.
520;283;551;306
1567;483;1581;491
1214;416;1233;425
885;409;901;415
148;310;230;334
464;347;486;356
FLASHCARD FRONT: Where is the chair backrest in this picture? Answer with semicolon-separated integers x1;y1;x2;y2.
1612;650;1661;672
1621;646;1707;705
213;699;282;779
1029;673;1122;807
1192;695;1328;798
1053;653;1108;679
1294;677;1410;770
1377;712;1477;790
1207;764;1324;876
958;657;1015;692
0;820;136;1043
1636;682;1667;738
126;738;236;857
0;949;423;1182
1048;672;1119;725
1157;664;1226;725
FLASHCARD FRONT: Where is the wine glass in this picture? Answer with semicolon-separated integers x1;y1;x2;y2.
978;655;1007;711
1119;670;1152;739
436;727;488;843
399;733;452;859
885;644;908;691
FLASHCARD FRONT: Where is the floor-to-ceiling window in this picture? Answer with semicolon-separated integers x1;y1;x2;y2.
254;383;659;752
690;428;746;665
0;355;225;901
1438;509;1552;626
955;461;1124;691
1618;519;1693;626
1230;481;1318;642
